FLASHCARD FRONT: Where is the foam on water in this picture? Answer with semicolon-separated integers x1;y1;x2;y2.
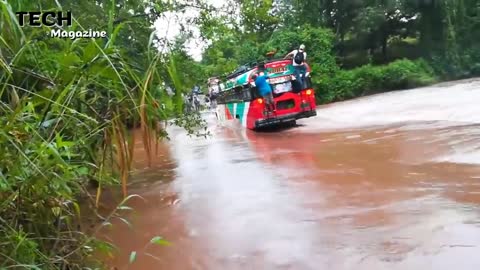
433;148;480;165
303;79;480;131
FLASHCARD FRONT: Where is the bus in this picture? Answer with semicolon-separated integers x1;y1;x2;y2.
215;58;317;130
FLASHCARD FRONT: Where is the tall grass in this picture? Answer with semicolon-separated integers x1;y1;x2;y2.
0;0;206;268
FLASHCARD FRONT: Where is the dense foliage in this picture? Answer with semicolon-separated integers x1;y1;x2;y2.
199;0;480;102
317;59;436;103
0;0;207;269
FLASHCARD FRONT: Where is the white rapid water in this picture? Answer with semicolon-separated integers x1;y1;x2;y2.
303;78;480;131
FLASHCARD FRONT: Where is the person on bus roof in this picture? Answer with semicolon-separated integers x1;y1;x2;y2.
284;44;307;89
252;71;275;112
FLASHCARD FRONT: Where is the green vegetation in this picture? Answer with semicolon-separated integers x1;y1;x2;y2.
0;0;479;269
199;0;480;103
0;0;207;269
317;59;437;103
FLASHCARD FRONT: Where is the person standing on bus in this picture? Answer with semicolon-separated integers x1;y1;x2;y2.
252;71;275;112
284;44;307;89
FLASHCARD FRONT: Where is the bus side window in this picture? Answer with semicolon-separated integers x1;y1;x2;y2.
234;87;242;101
242;86;252;101
249;86;261;99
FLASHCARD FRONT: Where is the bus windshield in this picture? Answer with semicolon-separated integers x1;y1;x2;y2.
269;75;293;95
263;59;311;94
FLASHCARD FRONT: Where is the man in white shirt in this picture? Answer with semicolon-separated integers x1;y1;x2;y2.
284;44;307;89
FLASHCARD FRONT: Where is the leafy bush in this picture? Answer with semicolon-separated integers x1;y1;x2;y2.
314;59;437;103
264;25;339;77
0;1;205;269
379;58;436;90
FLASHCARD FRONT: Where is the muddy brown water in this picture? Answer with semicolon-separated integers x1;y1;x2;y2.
99;79;480;270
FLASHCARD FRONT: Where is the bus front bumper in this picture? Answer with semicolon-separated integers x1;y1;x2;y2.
254;109;317;129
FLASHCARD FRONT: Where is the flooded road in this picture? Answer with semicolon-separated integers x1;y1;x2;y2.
103;79;480;270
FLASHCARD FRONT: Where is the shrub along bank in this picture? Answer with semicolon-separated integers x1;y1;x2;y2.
314;58;437;103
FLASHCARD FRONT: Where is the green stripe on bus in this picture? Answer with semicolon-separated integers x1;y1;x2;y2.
236;102;245;123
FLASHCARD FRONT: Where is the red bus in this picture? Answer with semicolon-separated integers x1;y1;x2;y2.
215;58;317;130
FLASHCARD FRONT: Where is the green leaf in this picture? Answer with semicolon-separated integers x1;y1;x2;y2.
129;251;137;264
73;202;81;219
150;236;171;246
0;54;12;74
83;41;99;62
101;66;119;81
32;89;54;105
108;22;129;48
59;52;81;68
147;31;156;55
77;166;89;176
96;241;116;255
52;207;61;217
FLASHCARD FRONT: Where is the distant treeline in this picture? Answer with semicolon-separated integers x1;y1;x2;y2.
196;0;480;102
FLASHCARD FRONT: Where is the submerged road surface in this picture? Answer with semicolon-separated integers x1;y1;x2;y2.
103;79;480;270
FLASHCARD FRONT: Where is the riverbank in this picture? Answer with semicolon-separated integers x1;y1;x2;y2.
314;58;478;104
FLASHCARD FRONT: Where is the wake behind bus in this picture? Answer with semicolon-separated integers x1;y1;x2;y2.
213;58;317;131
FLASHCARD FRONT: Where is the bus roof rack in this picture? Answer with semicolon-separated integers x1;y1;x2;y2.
225;64;255;80
264;57;290;63
222;58;291;80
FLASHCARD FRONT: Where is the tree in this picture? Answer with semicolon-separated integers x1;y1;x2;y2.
236;0;280;42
